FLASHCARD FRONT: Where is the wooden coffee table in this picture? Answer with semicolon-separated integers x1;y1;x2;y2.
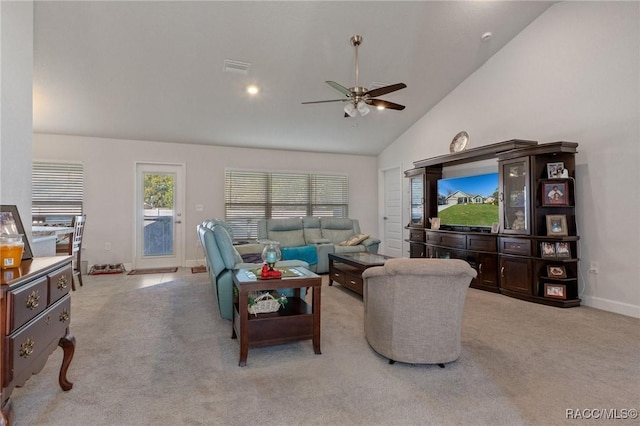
328;252;392;295
231;266;321;367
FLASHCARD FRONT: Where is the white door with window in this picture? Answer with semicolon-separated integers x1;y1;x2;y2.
382;167;403;258
134;163;185;269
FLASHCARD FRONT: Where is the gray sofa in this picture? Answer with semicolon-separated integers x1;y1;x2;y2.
257;217;380;273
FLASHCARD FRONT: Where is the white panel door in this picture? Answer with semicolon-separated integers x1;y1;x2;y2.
383;167;403;258
134;163;185;268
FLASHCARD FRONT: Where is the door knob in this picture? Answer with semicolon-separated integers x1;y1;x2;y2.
175;220;182;224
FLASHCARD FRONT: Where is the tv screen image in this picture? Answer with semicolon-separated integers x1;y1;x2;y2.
437;173;499;230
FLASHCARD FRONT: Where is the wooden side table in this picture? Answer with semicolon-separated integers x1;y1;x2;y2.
232;267;321;367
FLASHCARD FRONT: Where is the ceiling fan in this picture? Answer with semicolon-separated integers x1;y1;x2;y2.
302;35;407;117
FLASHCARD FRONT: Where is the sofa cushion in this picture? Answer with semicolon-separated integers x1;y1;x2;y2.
302;217;322;242
213;225;243;269
339;233;370;246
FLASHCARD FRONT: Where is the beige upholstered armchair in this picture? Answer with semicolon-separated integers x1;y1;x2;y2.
362;258;477;366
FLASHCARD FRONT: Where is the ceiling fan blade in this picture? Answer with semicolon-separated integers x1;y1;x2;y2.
301;99;348;105
326;81;353;97
366;83;407;98
369;99;406;111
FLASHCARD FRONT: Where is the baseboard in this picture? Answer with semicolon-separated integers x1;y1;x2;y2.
581;295;640;318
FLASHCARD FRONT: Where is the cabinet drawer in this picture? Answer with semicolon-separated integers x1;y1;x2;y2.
467;235;497;252
7;296;71;387
425;231;442;244
409;229;425;242
441;234;466;249
343;272;363;295
499;238;531;256
9;276;49;333
48;264;72;304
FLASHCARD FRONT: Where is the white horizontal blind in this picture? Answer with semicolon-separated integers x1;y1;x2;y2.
225;170;348;239
32;162;84;218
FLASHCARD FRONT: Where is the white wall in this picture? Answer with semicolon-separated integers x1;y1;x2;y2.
33;134;378;268
378;2;640;317
0;1;33;223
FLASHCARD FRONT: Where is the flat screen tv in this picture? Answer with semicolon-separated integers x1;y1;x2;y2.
437;172;499;232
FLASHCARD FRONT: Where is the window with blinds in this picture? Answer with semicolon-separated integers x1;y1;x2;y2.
32;162;84;222
225;170;348;239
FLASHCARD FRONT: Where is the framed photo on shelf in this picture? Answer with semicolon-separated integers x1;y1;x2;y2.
547;265;567;279
544;283;567;299
541;242;556;258
0;205;33;260
429;217;440;230
491;222;500;233
509;190;525;207
542;181;569;206
547;162;565;179
546;214;568;237
555;242;571;258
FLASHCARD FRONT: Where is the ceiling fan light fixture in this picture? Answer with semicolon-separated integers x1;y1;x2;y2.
344;103;357;117
357;101;370;116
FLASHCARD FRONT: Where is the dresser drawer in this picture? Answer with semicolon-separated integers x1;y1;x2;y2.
425;231;442;244
409;229;425;242
7;296;71;387
499;237;531;256
48;264;72;304
8;276;49;334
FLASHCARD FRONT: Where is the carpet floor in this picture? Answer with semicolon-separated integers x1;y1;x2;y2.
9;271;640;425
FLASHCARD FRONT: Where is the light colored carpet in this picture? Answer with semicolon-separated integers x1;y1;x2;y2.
10;272;640;425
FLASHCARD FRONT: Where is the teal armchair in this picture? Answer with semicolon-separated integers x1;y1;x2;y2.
197;220;308;320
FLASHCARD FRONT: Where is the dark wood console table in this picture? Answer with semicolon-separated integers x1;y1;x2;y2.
1;256;75;424
328;252;392;295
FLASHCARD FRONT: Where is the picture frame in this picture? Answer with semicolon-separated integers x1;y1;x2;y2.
1;205;33;260
429;217;440;230
541;242;556;258
544;283;567;299
547;265;567;279
491;222;500;234
555;242;571;258
542;181;569;206
547;162;565;179
546;214;568;237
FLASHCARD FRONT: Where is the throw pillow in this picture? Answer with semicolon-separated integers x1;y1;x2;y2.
339;233;370;246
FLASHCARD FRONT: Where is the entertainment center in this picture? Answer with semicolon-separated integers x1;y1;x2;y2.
405;139;580;307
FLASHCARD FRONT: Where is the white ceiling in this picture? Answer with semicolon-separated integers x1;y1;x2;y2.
33;1;555;156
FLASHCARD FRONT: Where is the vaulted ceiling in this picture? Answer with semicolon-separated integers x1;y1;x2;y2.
33;1;555;156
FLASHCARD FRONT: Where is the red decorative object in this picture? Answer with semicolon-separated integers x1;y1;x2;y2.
261;264;282;278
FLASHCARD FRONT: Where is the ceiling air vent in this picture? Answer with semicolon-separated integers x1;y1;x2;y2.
223;59;250;75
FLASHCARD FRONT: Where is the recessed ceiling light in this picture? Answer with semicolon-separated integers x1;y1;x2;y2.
481;32;493;41
247;85;259;95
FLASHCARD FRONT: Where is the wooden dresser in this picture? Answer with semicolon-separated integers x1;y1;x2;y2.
0;256;75;425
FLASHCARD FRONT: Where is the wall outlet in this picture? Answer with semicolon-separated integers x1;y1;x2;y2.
589;261;599;274
104;242;111;251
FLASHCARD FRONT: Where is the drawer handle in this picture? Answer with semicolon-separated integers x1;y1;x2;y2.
350;280;356;285
334;273;339;277
57;275;68;290
59;310;70;323
19;337;35;358
479;264;483;273
501;266;505;278
26;290;40;310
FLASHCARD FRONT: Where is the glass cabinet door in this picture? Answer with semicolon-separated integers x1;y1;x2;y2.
409;173;425;227
499;157;530;234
